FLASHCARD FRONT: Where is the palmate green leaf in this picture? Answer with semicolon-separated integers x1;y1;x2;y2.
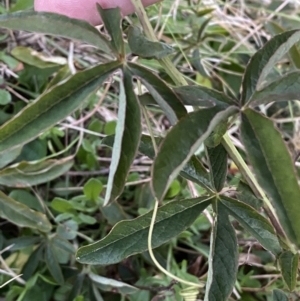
220;196;282;256
251;71;300;106
89;272;139;294
206;144;227;192
0;11;111;54
45;242;64;285
97;5;124;57
204;202;238;301
76;196;212;265
103;134;212;191
0;61;121;154
241;29;300;105
273;289;289;301
174;85;236;107
104;70;142;205
0;191;51;232
127;62;187;125
128;26;174;59
279;250;298;291
241;108;300;246
0;157;73;187
152;105;238;201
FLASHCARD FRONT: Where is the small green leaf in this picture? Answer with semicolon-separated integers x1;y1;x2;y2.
78;213;97;225
0;89;11;105
84;178;103;202
241;29;300;104
174;85;235;107
204;120;228;148
220;196;282;256
51;198;73;213
241;108;300;246
0;61;121;154
0;157;73;187
76;196;212;265
204;202;238;301
128;63;187;125
128;26;174;59
97;5;124;57
104;70;142;205
251;71;300;106
273;289;289;301
206;144;227;192
89;272;139;294
279;251;298;291
0;11;111;54
45;242;64;285
152;105;238;201
0;191;52;232
57;220;78;240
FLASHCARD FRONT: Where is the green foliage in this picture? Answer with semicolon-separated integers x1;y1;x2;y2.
0;1;300;300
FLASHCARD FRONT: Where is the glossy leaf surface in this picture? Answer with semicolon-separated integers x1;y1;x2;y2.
152;105;238;201
0;191;52;232
104;71;142;205
204;202;238;301
76;196;212;265
241;108;300;246
0;61;121;154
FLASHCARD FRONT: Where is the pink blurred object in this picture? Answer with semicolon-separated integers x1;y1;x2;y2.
34;0;160;25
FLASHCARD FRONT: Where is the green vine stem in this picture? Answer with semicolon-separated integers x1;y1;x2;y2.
130;0;287;275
